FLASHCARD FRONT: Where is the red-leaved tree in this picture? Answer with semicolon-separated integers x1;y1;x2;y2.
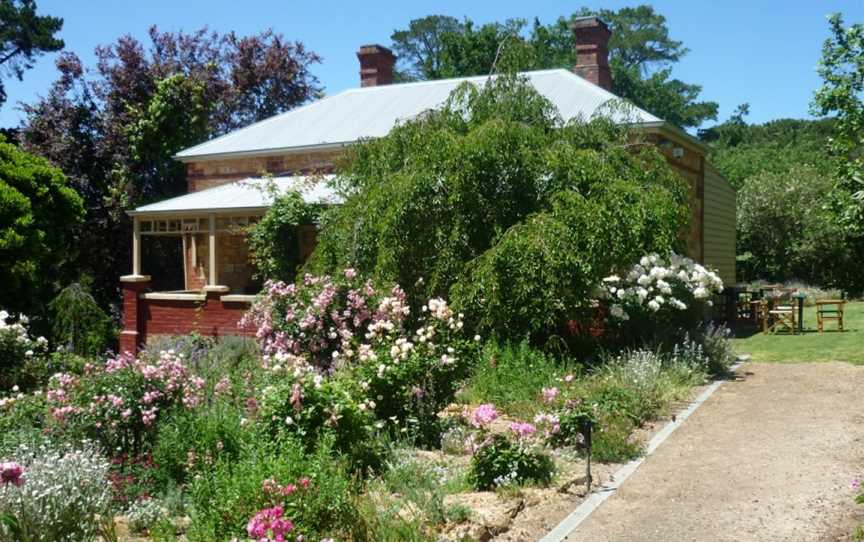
20;27;321;310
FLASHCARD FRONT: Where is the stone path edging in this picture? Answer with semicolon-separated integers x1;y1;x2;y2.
539;358;746;542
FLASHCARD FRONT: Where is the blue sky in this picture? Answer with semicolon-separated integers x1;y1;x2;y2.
1;0;861;128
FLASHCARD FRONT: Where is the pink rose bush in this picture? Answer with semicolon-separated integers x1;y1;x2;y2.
249;270;481;450
45;349;205;453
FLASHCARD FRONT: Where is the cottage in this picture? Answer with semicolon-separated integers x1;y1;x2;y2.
119;17;736;353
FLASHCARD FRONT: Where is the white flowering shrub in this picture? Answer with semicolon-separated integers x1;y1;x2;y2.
126;498;168;533
0;310;48;391
0;441;115;541
600;253;724;346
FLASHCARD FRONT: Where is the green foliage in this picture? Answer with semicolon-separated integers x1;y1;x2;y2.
259;373;383;472
0;0;64;106
311;75;688;340
186;438;356;542
247;189;320;281
151;401;250;488
812;13;864;223
737;165;862;292
0;137;84;314
48;282;114;356
457;340;572;418
703;115;837;190
390;5;718;129
468;434;554;490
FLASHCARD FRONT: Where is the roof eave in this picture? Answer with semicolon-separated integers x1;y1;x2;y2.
634;121;709;154
174;141;349;163
127;206;269;217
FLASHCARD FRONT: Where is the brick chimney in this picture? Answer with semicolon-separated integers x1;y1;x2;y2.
357;44;395;87
571;17;612;91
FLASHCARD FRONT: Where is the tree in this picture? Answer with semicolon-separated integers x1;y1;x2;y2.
391;15;464;80
390;6;718;129
812;12;864;225
737;165;861;292
21;27;321;309
0;0;63;106
309;75;689;340
0;136;84;314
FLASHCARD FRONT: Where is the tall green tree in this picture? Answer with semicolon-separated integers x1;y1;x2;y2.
310;75;689;340
0;136;84;314
20;27;321;309
812;12;864;225
390;6;718;129
0;0;63;106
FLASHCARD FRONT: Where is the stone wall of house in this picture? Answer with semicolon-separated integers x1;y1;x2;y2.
185;149;340;192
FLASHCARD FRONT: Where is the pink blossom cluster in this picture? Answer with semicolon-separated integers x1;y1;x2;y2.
246;504;294;542
261;476;311;497
46;350;205;433
509;422;537;440
242;272;408;372
0;461;24;487
470;404;499;428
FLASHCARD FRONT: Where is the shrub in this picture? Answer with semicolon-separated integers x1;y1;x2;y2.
689;323;735;375
126;498;169;534
247;271;480;449
458;340;572;418
247;188;322;282
151;400;250;488
601;252;724;347
0;441;114;542
258;372;382;472
44;350;205;454
0;310;48;391
310;74;689;341
48;282;114;357
186;438;355;542
469;433;554;490
0;137;85;316
736;165;862;293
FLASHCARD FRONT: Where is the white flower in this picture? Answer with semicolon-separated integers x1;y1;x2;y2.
648;300;661;312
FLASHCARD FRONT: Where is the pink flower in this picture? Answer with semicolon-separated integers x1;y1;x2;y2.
470;403;498;428
247;505;293;542
509;422;537;439
0;462;24;487
853;478;861;490
344;268;357;280
297;476;310;489
541;387;559;403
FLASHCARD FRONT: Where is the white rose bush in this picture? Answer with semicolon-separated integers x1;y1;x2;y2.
600;253;724;346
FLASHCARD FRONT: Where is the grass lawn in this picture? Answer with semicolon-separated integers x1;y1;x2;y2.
732;301;864;364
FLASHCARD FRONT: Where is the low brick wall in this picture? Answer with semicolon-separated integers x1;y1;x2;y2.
120;279;256;354
143;297;256;339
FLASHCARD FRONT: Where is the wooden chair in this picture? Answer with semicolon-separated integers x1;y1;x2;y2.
816;300;845;333
767;294;796;335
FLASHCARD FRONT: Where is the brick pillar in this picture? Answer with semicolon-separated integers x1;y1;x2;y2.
119;275;151;354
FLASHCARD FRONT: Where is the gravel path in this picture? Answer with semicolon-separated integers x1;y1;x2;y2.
567;362;864;542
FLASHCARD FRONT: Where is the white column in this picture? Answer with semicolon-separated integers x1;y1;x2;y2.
132;216;141;276
208;213;217;286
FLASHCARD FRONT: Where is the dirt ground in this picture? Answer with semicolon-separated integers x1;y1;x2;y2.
564;362;864;542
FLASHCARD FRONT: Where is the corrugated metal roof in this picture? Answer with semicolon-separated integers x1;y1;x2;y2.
129;175;338;215
175;69;662;160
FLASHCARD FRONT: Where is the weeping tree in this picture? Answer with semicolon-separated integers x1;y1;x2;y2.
309;74;689;341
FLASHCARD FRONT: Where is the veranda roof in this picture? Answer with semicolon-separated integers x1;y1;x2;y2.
128;175;338;216
174;69;666;161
